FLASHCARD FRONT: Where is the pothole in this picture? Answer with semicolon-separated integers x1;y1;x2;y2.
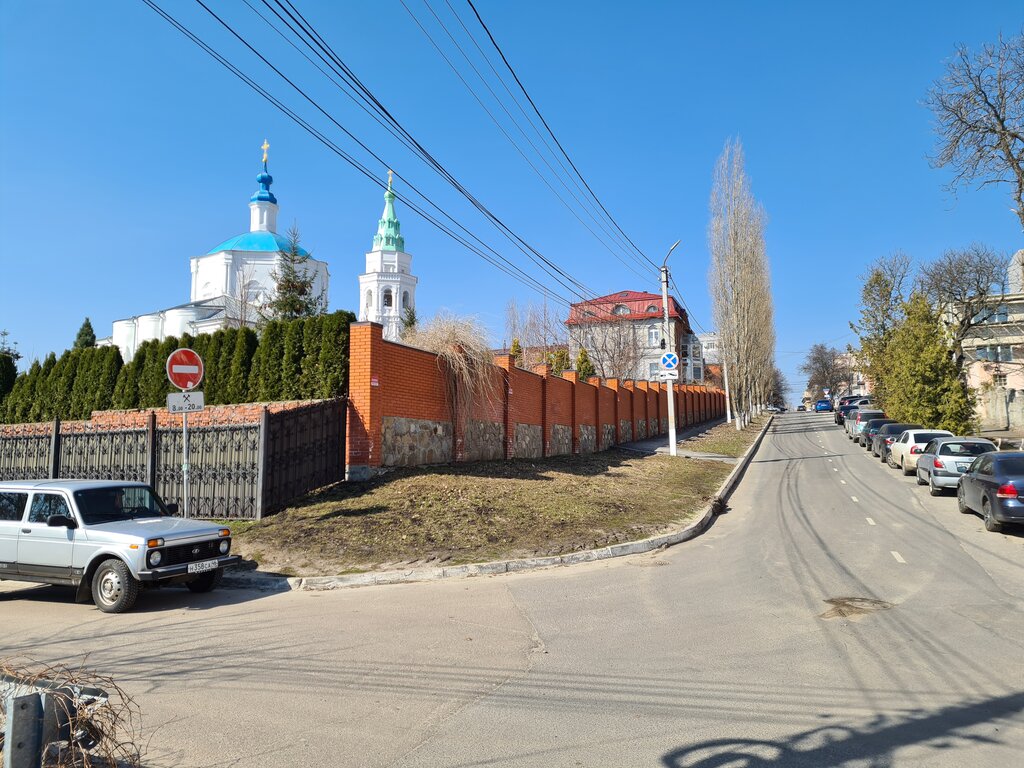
819;597;894;620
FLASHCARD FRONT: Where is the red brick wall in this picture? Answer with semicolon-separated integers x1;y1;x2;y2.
596;381;617;449
564;372;597;454
544;373;573;455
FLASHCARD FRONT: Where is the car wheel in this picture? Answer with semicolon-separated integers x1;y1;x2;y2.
983;499;1003;532
929;475;944;497
916;469;927;486
91;559;140;614
957;484;971;514
901;457;913;477
186;569;224;593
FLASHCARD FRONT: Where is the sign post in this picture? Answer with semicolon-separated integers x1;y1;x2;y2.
166;348;204;518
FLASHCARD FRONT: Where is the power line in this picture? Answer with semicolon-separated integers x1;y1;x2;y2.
464;0;659;271
141;0;573;307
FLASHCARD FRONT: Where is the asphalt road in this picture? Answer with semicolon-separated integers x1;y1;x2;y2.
2;411;1023;767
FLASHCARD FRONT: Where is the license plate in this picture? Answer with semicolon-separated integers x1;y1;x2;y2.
956;463;970;472
187;559;219;574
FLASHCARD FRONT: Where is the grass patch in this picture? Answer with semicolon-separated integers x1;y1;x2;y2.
680;415;769;457
232;449;730;577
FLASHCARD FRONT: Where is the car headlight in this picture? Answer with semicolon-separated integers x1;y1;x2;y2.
219;539;230;554
148;550;163;567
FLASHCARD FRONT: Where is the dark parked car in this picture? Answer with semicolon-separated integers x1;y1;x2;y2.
796;405;806;412
815;399;834;412
859;418;896;448
916;437;998;496
836;401;870;426
957;451;1024;532
872;423;922;460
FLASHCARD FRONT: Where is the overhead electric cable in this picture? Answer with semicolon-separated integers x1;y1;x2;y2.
141;0;573;307
465;0;660;271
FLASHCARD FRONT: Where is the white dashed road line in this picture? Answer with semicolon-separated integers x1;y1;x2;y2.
851;496;859;503
866;517;876;526
840;479;847;484
891;551;906;564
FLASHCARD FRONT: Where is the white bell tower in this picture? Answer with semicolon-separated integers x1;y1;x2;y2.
358;172;418;341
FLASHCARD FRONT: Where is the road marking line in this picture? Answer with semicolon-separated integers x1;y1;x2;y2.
866;517;876;525
828;459;833;462
891;551;906;564
833;468;839;472
840;479;847;484
851;496;859;502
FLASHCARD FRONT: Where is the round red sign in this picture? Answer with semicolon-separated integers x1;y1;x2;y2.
166;348;204;391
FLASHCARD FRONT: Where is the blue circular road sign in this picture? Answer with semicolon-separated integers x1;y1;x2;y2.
661;352;679;370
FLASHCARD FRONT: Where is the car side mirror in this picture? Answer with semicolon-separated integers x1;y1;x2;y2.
166;503;180;516
47;514;78;529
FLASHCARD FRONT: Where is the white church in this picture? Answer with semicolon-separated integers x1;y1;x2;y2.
99;144;331;361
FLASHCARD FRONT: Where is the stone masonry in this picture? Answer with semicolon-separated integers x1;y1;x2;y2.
513;423;543;459
382;416;453;466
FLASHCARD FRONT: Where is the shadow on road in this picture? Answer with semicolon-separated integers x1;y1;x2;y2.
661;691;1024;767
0;578;275;613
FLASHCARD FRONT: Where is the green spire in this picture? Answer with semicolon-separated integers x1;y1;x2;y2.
372;170;405;251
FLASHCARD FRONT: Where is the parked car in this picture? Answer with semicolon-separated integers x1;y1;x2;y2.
796;405;806;412
957;451;1024;532
836;402;870;426
847;409;885;441
916;437;998;497
815;399;834;412
859;418;895;448
872;423;922;460
0;480;240;613
888;429;954;475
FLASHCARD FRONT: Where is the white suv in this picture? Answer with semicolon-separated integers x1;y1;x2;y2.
0;479;240;613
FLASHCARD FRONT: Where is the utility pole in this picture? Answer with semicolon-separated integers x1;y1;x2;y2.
661;240;681;456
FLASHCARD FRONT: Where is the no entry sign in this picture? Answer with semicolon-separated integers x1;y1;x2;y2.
166;348;204;391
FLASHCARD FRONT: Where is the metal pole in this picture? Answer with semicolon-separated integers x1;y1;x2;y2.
661;240;680;457
182;411;190;519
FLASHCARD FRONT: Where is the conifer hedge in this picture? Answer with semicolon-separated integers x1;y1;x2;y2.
0;310;356;423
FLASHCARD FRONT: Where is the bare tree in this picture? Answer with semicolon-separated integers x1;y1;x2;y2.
927;33;1024;231
800;344;850;400
708;138;776;428
225;262;266;329
566;315;644;380
917;243;1011;371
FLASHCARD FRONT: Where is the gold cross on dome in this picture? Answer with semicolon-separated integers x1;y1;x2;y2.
387;169;393;189
261;139;270;163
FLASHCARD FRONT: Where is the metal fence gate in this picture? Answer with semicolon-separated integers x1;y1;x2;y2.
0;399;346;519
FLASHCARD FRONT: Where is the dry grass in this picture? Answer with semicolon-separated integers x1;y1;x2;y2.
681;415;769;457
232;450;731;577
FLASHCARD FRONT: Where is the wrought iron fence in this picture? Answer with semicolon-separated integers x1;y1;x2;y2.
0;400;346;519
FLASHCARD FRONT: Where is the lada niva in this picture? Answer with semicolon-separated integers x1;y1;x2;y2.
0;479;240;613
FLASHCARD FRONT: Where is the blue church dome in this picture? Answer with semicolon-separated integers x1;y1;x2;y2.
207;231;309;256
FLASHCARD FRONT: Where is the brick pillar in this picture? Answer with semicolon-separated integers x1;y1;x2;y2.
493;354;515;459
346;322;384;480
533;363;551;456
562;371;580;453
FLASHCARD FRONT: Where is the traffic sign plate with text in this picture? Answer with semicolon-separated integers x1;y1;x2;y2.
168;391;205;414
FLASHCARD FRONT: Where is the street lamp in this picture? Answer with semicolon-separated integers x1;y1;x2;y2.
661;240;681;456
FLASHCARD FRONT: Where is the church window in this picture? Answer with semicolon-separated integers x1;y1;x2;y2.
365;290;372;309
402;291;410;310
383;288;393;308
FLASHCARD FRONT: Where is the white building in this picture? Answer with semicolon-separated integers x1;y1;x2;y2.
698;332;720;364
358;173;417;341
99;150;330;361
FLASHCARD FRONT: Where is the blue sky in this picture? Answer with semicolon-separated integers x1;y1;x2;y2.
2;1;1022;402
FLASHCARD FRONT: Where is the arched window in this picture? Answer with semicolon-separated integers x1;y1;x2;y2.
365;290;373;309
612;304;629;316
383;288;393;308
647;325;660;346
402;291;410;310
646;305;658;313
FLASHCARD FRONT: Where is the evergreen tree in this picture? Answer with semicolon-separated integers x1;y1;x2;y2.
140;338;179;407
401;305;418;338
73;318;96;349
12;361;42;423
0;330;18;406
317;310;354;397
53;350;81;419
548;347;571;376
30;352;57;421
509;337;523;366
281;319;304;399
884;294;976;433
203;332;224;405
575;347;596;381
226;327;258;403
255;320;284;401
266;226;326;320
301;316;323;397
214;328;238;404
93;347;123;412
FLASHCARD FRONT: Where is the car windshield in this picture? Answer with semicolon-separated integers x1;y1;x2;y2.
74;486;171;525
939;443;995;457
996;457;1024;475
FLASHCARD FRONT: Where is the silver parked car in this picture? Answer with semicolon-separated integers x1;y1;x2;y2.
0;480;240;613
915;438;997;497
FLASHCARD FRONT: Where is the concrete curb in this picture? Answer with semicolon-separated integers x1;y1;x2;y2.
226;415;774;593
